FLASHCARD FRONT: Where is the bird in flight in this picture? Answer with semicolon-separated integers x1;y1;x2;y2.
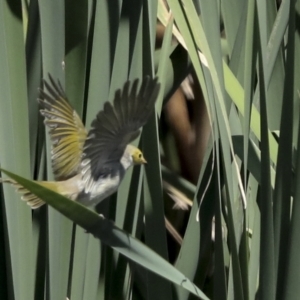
1;75;160;208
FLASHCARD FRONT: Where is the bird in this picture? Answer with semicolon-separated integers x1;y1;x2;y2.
1;74;160;208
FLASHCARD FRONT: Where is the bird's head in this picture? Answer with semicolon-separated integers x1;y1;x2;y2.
126;145;147;165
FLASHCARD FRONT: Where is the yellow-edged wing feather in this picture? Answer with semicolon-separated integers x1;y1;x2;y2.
39;75;87;180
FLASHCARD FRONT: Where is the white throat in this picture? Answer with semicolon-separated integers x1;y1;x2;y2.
120;151;133;170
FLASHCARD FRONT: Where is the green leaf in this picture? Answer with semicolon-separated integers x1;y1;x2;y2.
0;168;209;300
0;1;33;299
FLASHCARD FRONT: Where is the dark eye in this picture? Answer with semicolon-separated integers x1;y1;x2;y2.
138;153;142;158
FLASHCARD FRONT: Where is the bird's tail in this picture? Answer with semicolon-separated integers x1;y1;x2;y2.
0;178;61;209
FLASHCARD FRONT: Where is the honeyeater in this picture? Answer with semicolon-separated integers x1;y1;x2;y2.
1;75;160;208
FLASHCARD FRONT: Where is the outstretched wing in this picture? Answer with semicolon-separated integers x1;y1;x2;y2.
39;75;88;180
82;76;160;180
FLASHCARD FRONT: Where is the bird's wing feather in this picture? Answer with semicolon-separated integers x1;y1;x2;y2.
39;75;88;180
82;76;160;180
